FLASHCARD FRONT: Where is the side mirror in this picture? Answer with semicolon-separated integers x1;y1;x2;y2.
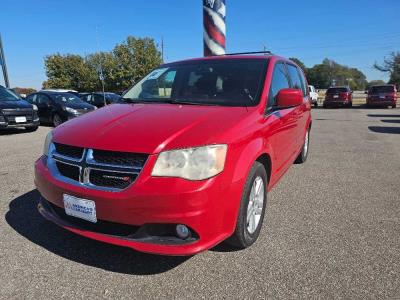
276;88;303;108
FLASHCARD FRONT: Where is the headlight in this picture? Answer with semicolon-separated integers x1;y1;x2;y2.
43;131;53;156
151;144;227;180
32;104;38;111
65;107;78;114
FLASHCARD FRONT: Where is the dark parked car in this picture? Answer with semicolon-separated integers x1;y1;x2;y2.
0;85;39;131
323;86;353;108
25;91;96;127
366;85;397;108
80;92;124;108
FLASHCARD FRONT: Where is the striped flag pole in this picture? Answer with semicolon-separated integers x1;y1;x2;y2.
203;0;226;56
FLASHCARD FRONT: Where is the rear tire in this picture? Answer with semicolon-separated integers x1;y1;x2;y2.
323;103;327;108
295;129;310;164
313;102;318;108
25;126;38;132
393;104;397;109
225;161;267;249
348;102;353;108
53;114;63;127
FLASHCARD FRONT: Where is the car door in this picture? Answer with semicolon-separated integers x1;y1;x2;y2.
286;63;309;150
36;93;52;122
93;94;105;107
264;61;298;178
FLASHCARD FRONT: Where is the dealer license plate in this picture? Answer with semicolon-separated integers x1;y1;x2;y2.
15;116;27;123
63;194;97;223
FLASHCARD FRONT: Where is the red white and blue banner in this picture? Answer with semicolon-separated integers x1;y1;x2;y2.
203;0;226;56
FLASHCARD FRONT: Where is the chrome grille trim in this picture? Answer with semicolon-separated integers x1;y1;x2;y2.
47;143;145;192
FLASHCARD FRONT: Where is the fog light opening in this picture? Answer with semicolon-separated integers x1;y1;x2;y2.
175;224;190;239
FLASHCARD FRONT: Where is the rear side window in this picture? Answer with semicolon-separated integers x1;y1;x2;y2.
287;64;306;96
370;86;395;94
268;62;290;107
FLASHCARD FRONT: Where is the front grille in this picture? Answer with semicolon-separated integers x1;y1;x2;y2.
2;108;33;116
89;169;137;190
50;143;148;190
1;108;34;125
92;149;147;168
54;143;84;159
55;161;80;181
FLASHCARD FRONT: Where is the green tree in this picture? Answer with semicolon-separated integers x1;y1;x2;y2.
42;36;163;92
43;54;92;90
366;80;386;90
374;52;400;88
112;37;163;90
307;58;367;90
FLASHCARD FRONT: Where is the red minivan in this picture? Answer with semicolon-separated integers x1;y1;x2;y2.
366;85;397;108
323;86;353;108
34;54;312;255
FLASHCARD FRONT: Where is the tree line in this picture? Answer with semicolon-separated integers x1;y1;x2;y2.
291;52;400;90
43;36;163;93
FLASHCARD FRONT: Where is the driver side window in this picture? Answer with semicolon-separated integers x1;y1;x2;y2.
267;62;290;108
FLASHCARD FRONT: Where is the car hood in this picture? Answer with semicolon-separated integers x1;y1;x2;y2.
53;103;249;154
0;99;33;110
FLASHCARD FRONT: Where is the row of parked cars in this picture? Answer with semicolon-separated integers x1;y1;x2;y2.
311;84;398;109
0;86;124;130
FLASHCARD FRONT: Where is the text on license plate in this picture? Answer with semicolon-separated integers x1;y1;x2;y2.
63;194;97;223
15;116;27;123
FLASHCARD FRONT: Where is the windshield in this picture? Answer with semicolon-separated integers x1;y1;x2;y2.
327;87;348;94
123;59;267;106
0;87;20;101
52;93;84;104
370;86;394;94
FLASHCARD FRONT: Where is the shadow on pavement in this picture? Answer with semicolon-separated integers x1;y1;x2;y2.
381;119;400;124
367;114;400;118
0;128;31;135
5;190;190;275
368;126;400;134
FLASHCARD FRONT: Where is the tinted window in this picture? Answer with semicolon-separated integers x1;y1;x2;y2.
123;59;267;106
37;94;50;104
25;94;36;103
0;86;19;101
287;64;304;94
327;87;348;94
370;86;395;94
52;93;84;104
268;62;290;107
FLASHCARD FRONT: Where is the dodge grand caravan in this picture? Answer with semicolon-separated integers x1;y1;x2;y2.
34;54;312;255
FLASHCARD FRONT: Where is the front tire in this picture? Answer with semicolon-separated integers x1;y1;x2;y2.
295;129;310;164
53;114;63;127
226;161;267;249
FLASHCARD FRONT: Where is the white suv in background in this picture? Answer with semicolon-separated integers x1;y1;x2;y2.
309;85;319;107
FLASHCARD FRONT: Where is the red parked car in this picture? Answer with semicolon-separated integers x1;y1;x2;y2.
34;54;312;256
323;86;353;108
366;85;397;108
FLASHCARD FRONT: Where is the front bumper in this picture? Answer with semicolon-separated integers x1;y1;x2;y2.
0;119;39;129
34;156;243;255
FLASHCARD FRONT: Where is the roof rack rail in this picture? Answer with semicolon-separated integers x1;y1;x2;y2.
223;51;272;56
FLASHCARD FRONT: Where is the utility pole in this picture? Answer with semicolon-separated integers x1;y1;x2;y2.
161;36;164;62
0;33;10;88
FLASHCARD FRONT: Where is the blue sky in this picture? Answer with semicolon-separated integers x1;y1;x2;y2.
1;0;399;89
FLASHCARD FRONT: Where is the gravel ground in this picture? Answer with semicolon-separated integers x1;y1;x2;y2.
1;107;399;299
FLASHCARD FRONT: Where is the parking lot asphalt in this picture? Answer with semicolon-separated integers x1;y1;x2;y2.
1;107;399;299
